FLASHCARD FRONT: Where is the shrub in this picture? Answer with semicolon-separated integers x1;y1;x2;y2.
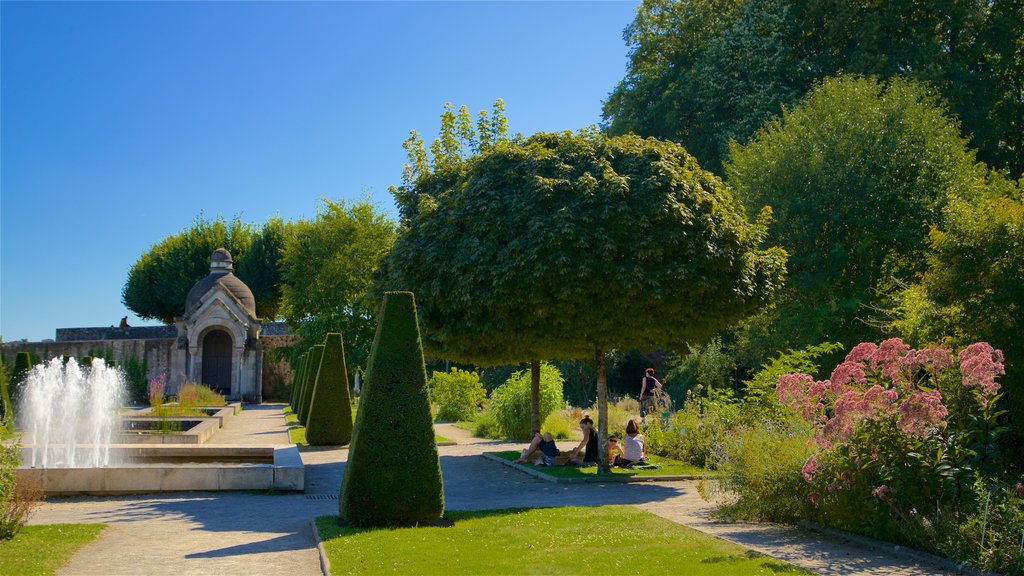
700;419;815;523
298;345;325;425
429;368;485;422
0;360;12;426
10;352;33;407
288;352;307;410
487;363;564;441
306;333;353;446
177;383;226;407
470;407;501;438
0;444;42;540
340;292;443;527
120;356;148;405
541;410;573;440
148;375;167;409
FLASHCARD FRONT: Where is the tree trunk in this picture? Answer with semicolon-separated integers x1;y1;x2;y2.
530;360;541;436
595;347;609;474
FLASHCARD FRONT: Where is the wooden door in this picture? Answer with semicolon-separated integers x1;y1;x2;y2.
201;329;232;394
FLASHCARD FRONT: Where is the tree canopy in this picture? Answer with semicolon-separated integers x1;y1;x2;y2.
726;76;983;352
280;199;397;371
603;0;1024;177
122;216;285;323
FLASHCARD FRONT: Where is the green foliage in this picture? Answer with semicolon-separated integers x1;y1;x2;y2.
486;363;564;441
235;216;289;320
177;383;226;407
0;360;12;426
727;76;980;352
604;0;1024;177
118;356;148;405
740;342;843;415
288;353;307;411
429;368;485;422
894;177;1024;456
1;444;40;540
298;345;325;426
700;420;816;523
122;216;252;323
379;130;787;364
666;338;738;401
280;199;397;373
10;353;33;408
306;333;353;446
340;292;443;527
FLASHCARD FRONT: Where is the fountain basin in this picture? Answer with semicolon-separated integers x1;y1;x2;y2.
116;418;219;444
132;403;240;428
16;444;304;495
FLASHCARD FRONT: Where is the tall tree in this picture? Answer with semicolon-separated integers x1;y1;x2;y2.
378;130;787;471
604;0;1023;177
122;216;291;323
280;199;397;372
726;76;982;352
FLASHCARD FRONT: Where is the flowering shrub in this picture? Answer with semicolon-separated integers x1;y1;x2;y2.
776;339;1018;573
148;375;167;409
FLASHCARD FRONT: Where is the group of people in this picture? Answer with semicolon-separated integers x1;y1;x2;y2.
515;368;663;468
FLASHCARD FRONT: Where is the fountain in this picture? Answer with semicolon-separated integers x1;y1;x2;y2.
15;356;303;495
21;357;125;468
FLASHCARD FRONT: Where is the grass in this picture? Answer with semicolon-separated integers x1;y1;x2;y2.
316;506;808;575
286;407;453;446
491;450;707;479
0;524;107;575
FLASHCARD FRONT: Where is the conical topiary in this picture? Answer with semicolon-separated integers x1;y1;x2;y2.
306;333;353;446
298;344;325;425
11;352;33;407
340;292;443;527
289;352;307;411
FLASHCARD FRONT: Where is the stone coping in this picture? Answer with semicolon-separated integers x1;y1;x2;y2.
16;444;304;495
130;403;241;427
115;417;220;444
481;452;701;484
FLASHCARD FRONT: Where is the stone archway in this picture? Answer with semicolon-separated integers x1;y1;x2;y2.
201;329;233;393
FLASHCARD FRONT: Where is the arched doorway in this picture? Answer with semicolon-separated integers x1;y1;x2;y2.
201;329;233;394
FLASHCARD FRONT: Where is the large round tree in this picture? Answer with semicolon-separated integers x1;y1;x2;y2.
378;130;787;471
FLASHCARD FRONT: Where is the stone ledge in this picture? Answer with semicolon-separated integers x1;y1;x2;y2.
481;452;700;484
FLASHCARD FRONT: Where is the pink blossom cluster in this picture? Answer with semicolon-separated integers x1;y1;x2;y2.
802;455;819;483
958;342;1005;399
837;338;954;390
777;373;828;422
871;485;895;500
148;375;167;404
896;390;948;438
821;385;900;445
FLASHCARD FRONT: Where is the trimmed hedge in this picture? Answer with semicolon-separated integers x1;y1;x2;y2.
289;352;307;411
340;292;443;527
306;333;353;446
11;352;33;407
299;345;325;425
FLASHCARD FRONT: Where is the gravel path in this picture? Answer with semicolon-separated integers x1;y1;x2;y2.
25;408;954;575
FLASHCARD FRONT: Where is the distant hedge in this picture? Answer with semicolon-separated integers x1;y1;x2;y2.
340;292;443;527
298;345;325;425
306;333;353;446
289;352;307;411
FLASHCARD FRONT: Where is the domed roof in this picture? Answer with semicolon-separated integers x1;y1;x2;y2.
184;249;257;318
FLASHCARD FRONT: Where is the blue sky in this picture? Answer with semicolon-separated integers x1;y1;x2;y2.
1;1;640;342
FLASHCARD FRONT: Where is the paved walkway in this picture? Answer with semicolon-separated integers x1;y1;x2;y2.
25;406;956;575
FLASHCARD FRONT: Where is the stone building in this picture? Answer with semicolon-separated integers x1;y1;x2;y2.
2;249;295;402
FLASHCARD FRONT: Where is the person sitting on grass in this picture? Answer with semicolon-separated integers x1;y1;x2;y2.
608;435;625;467
516;432;561;466
568;416;599;467
620;418;648;467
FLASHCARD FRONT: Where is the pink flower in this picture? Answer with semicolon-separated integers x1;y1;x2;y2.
802;455;819;483
871;485;895;500
1013;483;1024;499
958;342;1005;399
912;346;955;372
777;373;813;406
830;361;867;389
828;480;843;493
897;390;948;438
807;491;819;506
845;342;879;365
876;338;913;385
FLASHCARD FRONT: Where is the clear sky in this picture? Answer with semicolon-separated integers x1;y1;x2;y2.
1;1;640;342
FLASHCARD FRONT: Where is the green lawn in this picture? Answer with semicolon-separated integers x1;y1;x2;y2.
0;524;107;576
286;407;452;446
316;506;807;575
491;450;706;479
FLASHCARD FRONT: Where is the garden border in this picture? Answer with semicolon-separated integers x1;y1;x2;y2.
481;452;700;484
311;519;330;576
796;519;998;576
